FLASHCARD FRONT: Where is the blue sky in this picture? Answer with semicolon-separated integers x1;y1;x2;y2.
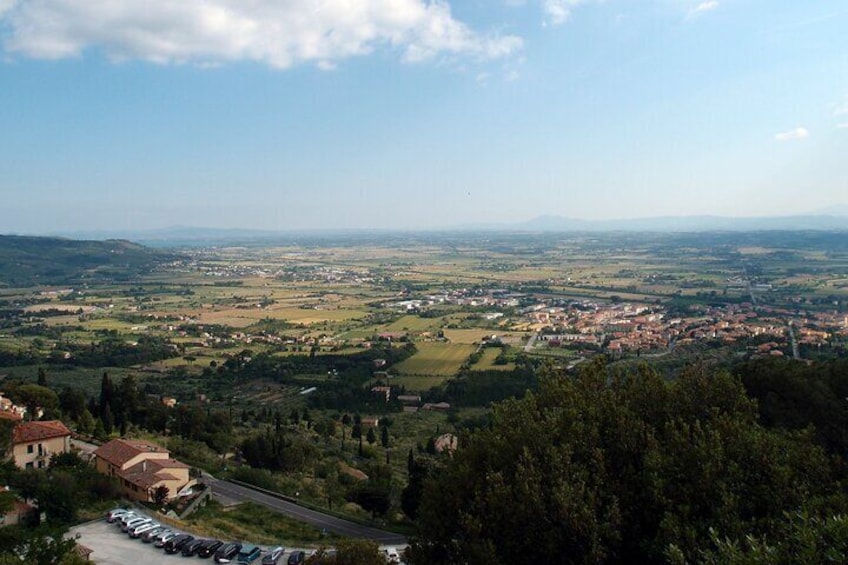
1;0;847;233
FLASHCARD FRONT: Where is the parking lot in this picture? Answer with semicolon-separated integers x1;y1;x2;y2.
68;519;295;565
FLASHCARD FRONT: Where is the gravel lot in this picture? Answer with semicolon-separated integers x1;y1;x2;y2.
69;520;196;565
69;517;405;564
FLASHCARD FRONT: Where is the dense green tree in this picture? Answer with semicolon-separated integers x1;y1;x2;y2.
306;539;387;565
14;384;59;418
58;387;86;422
0;525;86;565
409;361;843;565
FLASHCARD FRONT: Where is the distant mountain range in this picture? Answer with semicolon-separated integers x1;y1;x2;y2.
510;213;848;232
25;211;848;246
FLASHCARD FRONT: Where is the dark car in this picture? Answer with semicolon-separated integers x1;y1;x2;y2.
237;544;262;563
197;539;224;558
287;551;306;565
182;538;206;557
214;542;242;563
164;534;195;554
261;546;285;565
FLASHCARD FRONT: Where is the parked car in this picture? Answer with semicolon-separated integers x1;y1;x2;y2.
261;546;285;565
154;531;180;549
214;542;242;563
142;526;170;543
164;534;195;554
182;538;206;557
129;521;160;538
105;507;131;523
287;551;306;565
237;544;262;563
197;539;224;558
118;512;145;528
121;516;151;532
115;511;139;527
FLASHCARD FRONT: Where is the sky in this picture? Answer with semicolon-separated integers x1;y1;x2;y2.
1;0;847;233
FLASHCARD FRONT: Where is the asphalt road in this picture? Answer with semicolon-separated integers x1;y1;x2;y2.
206;477;408;546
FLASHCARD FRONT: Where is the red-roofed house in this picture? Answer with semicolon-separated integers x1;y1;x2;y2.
93;438;195;502
10;420;71;469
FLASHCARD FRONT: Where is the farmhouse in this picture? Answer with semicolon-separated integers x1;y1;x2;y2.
93;438;195;502
10;420;71;469
371;386;392;402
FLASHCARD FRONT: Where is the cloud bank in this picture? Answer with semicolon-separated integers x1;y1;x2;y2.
0;0;522;68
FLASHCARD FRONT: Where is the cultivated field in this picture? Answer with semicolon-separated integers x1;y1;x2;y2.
394;342;476;376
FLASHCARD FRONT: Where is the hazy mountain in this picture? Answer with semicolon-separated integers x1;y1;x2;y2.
0;235;180;287
514;214;848;232
40;212;848;247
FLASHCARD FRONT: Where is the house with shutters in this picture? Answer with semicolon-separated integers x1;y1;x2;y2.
93;438;195;502
10;420;71;469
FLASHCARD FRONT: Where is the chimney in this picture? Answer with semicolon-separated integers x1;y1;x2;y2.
142;460;147;472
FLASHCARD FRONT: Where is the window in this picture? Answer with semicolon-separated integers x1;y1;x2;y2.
25;462;33;469
27;444;33;454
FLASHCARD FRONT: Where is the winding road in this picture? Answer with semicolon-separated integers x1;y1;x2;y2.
204;476;407;546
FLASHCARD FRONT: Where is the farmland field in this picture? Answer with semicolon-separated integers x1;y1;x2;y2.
472;347;515;371
394;342;476;376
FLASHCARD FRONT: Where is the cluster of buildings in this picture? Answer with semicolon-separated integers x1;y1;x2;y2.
523;299;848;356
390;288;524;311
2;420;196;526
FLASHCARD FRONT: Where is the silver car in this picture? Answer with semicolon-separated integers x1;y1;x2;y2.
121;516;151;532
105;508;131;523
143;526;170;543
129;521;160;538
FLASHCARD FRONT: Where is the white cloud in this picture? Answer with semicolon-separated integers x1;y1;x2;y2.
834;100;848;116
688;1;719;19
542;0;588;26
774;127;810;142
0;0;521;69
837;123;848;129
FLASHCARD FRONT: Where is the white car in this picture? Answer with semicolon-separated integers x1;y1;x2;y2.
117;512;140;528
129;521;160;538
121;516;151;532
105;508;131;523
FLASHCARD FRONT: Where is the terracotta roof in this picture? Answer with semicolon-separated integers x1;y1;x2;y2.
94;438;169;468
122;458;187;489
0;410;22;422
11;420;71;444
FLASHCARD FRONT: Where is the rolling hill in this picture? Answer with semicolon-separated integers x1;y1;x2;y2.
0;235;180;287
